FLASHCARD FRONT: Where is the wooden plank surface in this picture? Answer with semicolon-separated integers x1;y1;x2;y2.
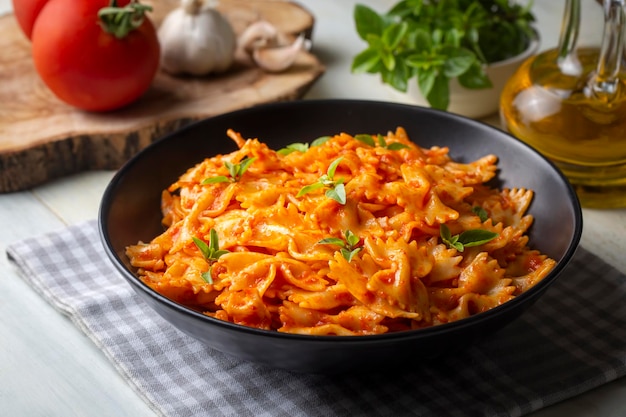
0;0;324;193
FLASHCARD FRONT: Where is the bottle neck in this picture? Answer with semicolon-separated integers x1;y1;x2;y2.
557;0;583;76
589;0;626;102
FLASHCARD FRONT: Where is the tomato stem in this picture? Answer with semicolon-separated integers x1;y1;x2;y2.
98;0;153;39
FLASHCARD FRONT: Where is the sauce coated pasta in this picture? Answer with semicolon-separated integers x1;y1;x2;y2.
126;127;555;335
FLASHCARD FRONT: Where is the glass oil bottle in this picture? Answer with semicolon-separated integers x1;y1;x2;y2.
500;0;626;208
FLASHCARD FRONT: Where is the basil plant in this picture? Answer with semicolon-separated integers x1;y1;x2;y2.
351;0;536;111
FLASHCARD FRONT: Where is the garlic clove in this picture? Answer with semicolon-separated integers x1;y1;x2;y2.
235;20;294;66
237;20;279;53
252;33;309;73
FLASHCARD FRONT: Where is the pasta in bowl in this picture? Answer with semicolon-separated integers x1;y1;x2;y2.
100;99;582;373
126;127;555;335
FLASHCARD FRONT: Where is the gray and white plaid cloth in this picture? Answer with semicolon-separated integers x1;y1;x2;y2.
6;220;626;417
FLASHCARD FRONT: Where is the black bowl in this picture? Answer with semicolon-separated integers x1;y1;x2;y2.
99;99;582;374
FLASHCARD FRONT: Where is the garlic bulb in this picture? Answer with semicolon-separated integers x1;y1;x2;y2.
158;0;236;76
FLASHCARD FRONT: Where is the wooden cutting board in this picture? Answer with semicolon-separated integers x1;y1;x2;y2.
0;0;324;193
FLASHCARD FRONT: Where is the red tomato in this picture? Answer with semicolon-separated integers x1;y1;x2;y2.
12;0;49;40
30;0;160;112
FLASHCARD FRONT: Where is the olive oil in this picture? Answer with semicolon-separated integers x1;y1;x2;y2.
500;47;626;208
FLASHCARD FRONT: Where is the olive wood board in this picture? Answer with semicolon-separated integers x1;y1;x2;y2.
0;0;324;193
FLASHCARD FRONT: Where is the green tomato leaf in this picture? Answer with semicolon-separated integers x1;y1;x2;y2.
98;2;153;39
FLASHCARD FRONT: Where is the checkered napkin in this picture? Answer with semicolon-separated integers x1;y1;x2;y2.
6;220;626;417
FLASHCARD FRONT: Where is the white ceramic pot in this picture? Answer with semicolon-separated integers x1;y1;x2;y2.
406;33;540;119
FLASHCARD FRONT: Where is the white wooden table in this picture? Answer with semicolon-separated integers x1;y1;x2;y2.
1;1;624;416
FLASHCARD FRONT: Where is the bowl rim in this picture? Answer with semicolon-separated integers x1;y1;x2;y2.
99;98;584;343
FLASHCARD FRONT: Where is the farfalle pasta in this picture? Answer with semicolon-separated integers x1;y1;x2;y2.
126;127;555;335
